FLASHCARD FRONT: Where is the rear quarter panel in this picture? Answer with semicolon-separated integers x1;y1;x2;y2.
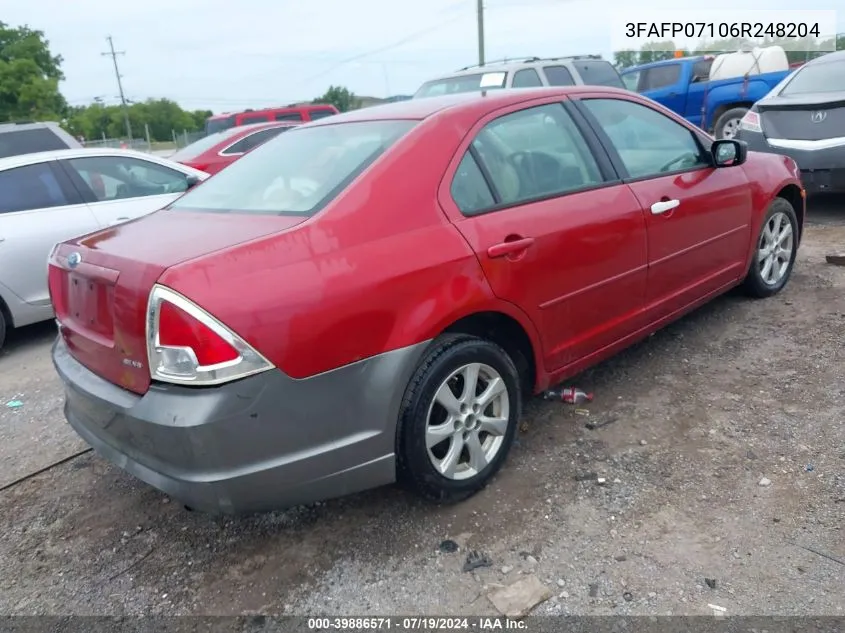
159;112;544;380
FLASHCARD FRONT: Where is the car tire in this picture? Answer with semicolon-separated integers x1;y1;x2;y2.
396;334;522;504
0;309;5;351
742;197;799;299
714;107;748;139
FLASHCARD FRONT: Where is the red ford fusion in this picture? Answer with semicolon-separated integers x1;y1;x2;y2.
170;121;299;175
49;86;804;514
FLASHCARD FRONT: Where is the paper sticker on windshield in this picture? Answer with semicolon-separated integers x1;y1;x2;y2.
480;72;506;88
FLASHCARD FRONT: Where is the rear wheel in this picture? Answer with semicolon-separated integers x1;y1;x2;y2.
743;197;799;298
396;335;521;504
714;107;748;139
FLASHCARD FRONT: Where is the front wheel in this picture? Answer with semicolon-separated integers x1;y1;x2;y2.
743;197;799;298
396;335;521;504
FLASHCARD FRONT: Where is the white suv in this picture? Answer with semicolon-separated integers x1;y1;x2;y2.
414;55;624;99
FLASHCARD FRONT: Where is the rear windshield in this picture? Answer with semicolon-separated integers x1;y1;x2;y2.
0;128;72;158
170;126;253;162
573;60;624;88
414;71;508;98
169;120;416;216
205;116;235;135
780;59;845;95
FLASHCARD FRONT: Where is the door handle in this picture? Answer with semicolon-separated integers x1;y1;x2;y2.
651;199;680;215
487;237;535;258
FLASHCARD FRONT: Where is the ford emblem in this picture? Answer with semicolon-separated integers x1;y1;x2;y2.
67;252;82;268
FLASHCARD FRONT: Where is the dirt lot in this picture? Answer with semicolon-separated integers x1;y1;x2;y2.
0;197;843;617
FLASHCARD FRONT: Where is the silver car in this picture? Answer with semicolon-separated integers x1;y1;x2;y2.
0;148;209;349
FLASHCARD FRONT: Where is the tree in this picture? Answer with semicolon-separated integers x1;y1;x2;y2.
614;41;689;69
0;21;66;122
313;85;360;112
63;99;210;142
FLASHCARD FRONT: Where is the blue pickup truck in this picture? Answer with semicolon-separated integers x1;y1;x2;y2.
619;56;792;139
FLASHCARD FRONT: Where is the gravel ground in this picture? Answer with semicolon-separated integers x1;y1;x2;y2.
0;197;843;617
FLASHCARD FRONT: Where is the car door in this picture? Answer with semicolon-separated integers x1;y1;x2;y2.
572;94;753;319
439;100;649;372
58;154;192;227
639;64;685;114
0;160;99;307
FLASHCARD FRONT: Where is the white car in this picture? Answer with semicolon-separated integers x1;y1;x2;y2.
0;148;209;349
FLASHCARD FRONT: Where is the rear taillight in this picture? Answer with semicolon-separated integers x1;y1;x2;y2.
146;285;273;386
739;110;762;134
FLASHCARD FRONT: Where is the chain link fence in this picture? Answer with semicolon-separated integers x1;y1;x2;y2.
80;129;205;157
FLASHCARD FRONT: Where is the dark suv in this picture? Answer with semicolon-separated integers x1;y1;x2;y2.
0;121;82;159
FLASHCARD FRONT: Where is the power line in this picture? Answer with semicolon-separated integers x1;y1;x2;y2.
101;36;132;140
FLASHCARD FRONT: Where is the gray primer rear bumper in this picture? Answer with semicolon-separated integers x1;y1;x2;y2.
52;337;431;514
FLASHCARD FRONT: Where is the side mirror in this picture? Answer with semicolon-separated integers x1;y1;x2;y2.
185;175;201;190
711;139;747;167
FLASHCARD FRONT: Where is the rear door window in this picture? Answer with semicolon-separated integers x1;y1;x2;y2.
0;129;72;159
458;103;605;212
240;114;269;125
0;162;72;213
512;68;543;88
451;153;495;215
65;156;190;201
222;127;290;155
572;60;625;88
309;110;336;120
641;64;682;90
275;112;304;121
691;59;713;83
544;65;575;86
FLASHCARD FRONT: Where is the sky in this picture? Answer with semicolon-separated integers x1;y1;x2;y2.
5;0;844;114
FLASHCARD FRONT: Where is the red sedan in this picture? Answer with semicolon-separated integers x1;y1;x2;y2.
169;121;299;175
48;86;804;514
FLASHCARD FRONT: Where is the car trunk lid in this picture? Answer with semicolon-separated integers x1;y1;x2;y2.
757;92;845;140
49;209;307;394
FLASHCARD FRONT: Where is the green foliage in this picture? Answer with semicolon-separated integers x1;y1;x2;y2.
312;85;360;112
63;99;212;141
0;21;67;122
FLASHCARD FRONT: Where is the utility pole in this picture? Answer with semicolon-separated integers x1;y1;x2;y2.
101;36;132;141
476;0;485;66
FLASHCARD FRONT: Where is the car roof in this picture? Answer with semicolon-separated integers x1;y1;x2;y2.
208;104;336;120
430;56;612;80
804;50;845;65
0;147;201;172
306;86;630;125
